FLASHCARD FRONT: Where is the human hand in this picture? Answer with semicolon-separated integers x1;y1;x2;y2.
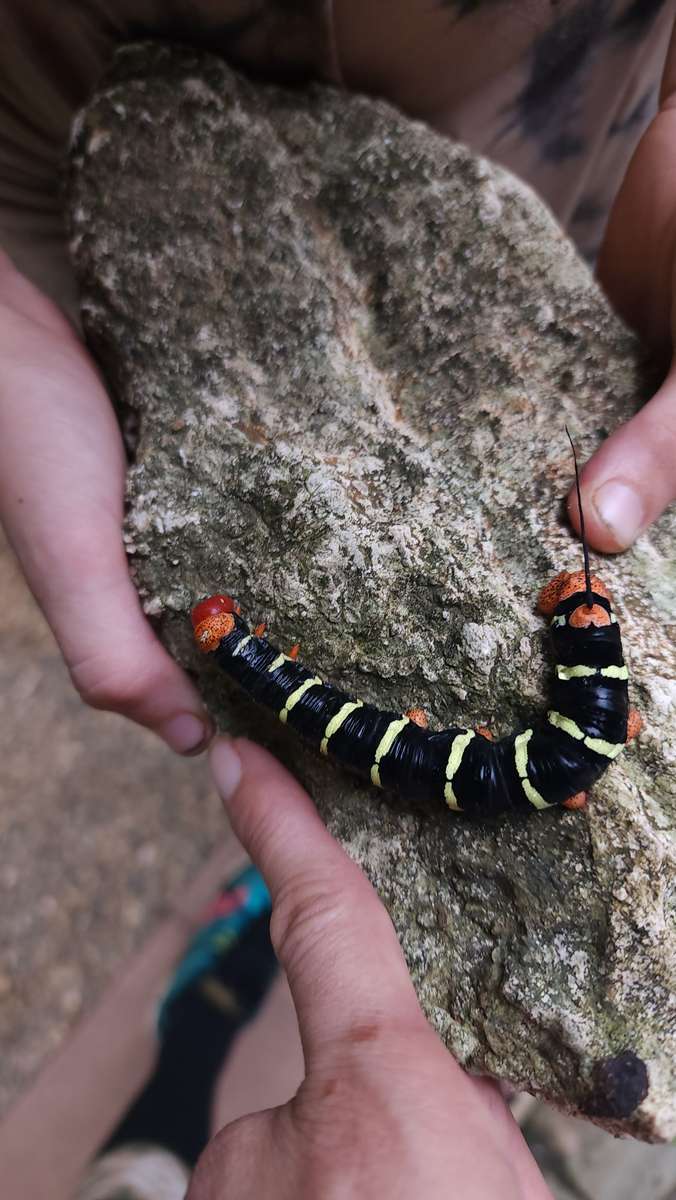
190;736;553;1199
569;25;676;553
0;251;212;752
566;355;676;555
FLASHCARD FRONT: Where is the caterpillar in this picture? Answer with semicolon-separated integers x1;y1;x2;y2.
191;449;641;818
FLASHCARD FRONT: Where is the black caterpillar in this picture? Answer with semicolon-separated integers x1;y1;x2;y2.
191;569;639;818
191;448;640;818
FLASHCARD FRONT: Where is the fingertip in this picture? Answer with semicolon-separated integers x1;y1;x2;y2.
568;375;676;553
159;711;215;756
566;479;637;553
210;735;243;806
209;736;348;889
210;736;319;828
56;567;218;747
588;478;646;552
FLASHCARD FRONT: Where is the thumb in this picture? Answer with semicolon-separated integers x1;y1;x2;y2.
568;367;676;551
210;737;426;1066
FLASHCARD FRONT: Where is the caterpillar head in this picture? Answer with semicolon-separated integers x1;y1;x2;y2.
191;593;239;652
537;570;613;627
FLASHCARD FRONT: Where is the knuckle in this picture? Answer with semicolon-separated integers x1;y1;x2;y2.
69;653;156;714
270;874;360;975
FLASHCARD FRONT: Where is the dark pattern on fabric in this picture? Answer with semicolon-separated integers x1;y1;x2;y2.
503;1;612;162
571;195;606;225
614;0;668;34
610;86;657;133
444;0;505;13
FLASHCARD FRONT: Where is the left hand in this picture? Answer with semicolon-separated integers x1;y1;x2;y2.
188;737;552;1200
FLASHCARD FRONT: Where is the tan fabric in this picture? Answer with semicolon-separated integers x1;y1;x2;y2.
0;1;674;313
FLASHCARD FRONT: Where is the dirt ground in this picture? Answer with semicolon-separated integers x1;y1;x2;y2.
0;531;225;1113
1;527;675;1198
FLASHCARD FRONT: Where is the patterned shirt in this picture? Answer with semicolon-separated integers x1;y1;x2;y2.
0;1;674;312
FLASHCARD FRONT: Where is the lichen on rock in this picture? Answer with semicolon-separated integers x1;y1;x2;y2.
68;43;675;1139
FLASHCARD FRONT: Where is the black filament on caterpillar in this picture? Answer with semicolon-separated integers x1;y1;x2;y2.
191;444;642;818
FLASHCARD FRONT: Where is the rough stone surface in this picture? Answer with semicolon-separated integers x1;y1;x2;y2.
68;45;676;1139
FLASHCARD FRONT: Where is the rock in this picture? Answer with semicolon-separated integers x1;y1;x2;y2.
68;43;675;1139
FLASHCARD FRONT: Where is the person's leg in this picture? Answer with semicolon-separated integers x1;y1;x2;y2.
0;839;248;1200
210;971;303;1134
105;867;278;1166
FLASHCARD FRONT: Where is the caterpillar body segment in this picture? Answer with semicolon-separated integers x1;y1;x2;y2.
191;571;634;819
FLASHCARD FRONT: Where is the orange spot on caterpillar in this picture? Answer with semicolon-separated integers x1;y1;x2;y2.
193;612;235;652
405;706;429;728
254;622;267;638
569;603;610;628
626;708;643;742
537;570;612;617
560;570;612;607
191;594;238;628
537;571;570;616
476;726;494;741
563;791;587;811
289;643;301;661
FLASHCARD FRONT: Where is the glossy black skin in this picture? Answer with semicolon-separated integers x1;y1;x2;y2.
207;590;628;817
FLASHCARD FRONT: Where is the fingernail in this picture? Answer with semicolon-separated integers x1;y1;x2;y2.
210;738;242;805
160;712;213;755
592;479;644;548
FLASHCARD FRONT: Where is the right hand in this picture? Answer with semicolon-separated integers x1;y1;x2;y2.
0;250;212;753
190;738;553;1200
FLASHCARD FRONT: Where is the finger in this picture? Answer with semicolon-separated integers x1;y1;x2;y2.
54;554;213;754
0;286;212;754
568;369;676;551
209;737;426;1063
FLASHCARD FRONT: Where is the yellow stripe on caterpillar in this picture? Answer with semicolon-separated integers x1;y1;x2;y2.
514;729;550;809
279;677;322;723
268;653;290;673
232;634;252;657
371;717;410;788
443;730;475;811
548;711;624;759
548;710;585;740
320;701;364;754
601;665;628;679
556;664;596;680
556;663;628;681
583;736;624;759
